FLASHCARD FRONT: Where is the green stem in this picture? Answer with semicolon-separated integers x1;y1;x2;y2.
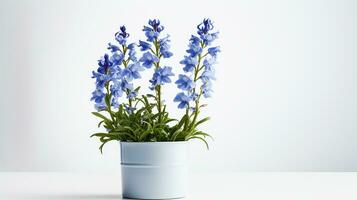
188;42;206;129
153;38;163;123
105;84;116;124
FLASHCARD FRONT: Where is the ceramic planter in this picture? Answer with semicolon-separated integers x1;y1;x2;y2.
120;141;188;199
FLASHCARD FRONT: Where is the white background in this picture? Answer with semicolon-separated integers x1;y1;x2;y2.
0;0;356;172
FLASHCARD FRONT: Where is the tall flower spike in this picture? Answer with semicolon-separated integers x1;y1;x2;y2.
91;25;146;110
174;18;220;109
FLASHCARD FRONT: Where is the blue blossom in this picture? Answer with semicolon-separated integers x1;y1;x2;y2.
127;90;137;100
120;79;134;91
122;62;144;81
107;43;120;52
149;19;164;32
108;65;123;81
139;40;151;51
200;69;216;83
196;19;219;45
159;35;173;58
149;66;175;89
110;80;124;98
95;102;107;111
197;18;214;36
143;26;159;42
203;56;216;71
201;32;219;46
207;46;220;57
115;26;129;45
143;19;164;42
190;35;201;45
186;42;202;57
110;52;124;66
111;97;120;108
127;43;137;62
175;74;195;91
139;52;159;68
174;92;191;109
91;89;107;111
92;71;109;89
91;89;106;103
97;54;113;74
201;81;213;98
180;56;197;72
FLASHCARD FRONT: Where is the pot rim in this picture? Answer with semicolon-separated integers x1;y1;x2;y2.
120;141;187;144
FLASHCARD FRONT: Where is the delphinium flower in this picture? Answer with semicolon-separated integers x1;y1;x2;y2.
91;25;144;112
138;19;174;121
174;18;220;116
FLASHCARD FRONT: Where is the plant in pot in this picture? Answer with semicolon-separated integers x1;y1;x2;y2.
90;18;219;199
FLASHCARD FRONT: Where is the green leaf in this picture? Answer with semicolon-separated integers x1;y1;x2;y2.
187;136;210;150
92;112;112;122
97;120;104;128
194;117;211;128
90;132;108;138
99;138;116;154
134;86;141;92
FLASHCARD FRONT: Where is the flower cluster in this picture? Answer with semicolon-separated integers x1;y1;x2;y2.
139;19;174;90
90;19;220;150
174;18;220;109
91;26;144;111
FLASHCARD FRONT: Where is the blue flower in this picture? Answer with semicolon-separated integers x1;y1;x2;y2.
149;66;175;89
186;42;202;57
121;79;134;91
174;92;191;109
203;56;216;71
159;35;173;58
143;26;159;42
127;43;137;62
149;19;164;32
91;89;107;111
139;52;159;68
115;26;129;45
97;54;113;74
180;56;197;72
139;40;151;51
201;32;219;45
95;102;107;111
91;88;106;103
197;18;214;36
208;46;220;57
196;19;219;45
107;43;120;52
190;35;201;45
110;80;124;98
110;52;124;66
111;97;120;108
92;71;109;89
122;62;144;81
175;74;195;91
201;81;213;98
127;90;137;100
143;19;164;42
200;69;216;83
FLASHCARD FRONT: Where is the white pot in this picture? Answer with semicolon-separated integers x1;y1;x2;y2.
120;141;188;199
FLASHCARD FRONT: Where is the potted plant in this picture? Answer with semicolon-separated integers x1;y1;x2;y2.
90;18;220;199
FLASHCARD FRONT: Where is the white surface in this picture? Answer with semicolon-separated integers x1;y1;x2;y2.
1;0;357;172
1;172;357;200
